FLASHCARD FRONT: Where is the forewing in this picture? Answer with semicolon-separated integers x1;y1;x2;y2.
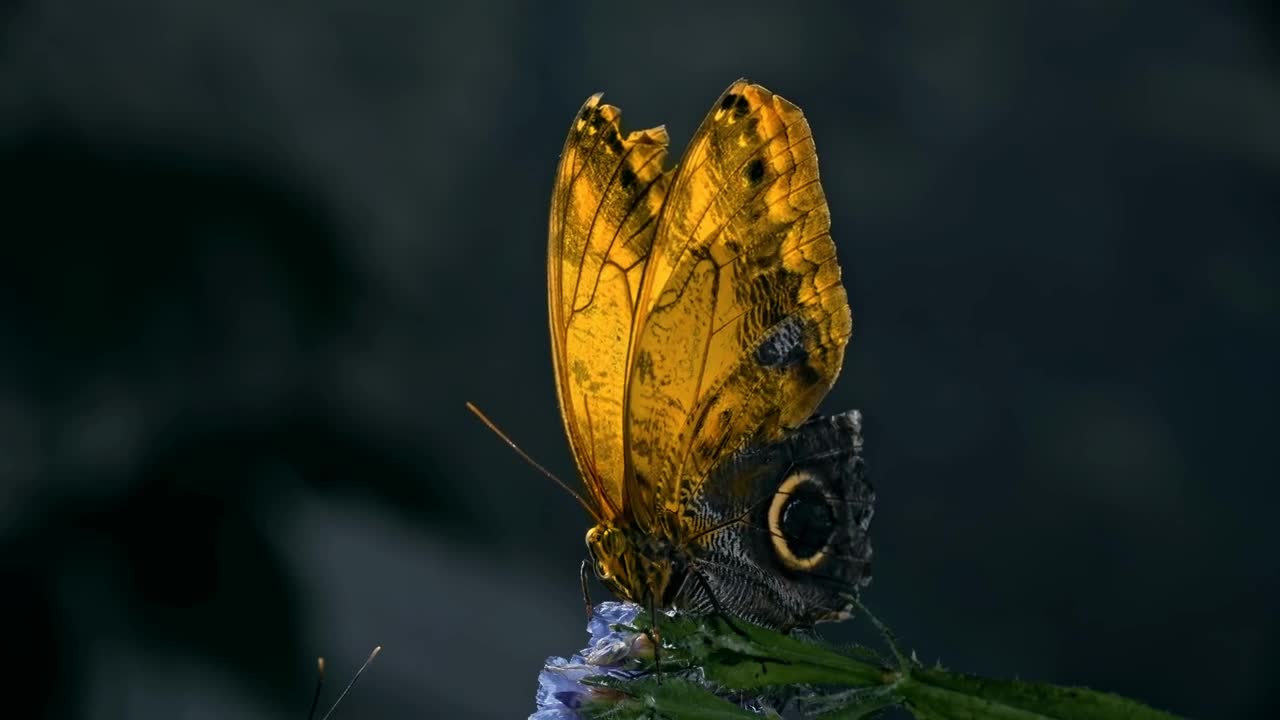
625;80;851;526
549;93;672;518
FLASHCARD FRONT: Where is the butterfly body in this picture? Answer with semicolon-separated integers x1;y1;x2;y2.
549;80;873;630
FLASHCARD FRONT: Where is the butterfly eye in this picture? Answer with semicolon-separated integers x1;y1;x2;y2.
584;526;615;579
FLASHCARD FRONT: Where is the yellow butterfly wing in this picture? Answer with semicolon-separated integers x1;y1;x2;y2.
625;80;852;528
548;93;673;519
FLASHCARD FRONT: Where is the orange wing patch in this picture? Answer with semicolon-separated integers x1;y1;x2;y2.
548;94;673;519
624;81;851;529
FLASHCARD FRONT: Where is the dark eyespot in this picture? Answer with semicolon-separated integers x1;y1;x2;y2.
779;482;835;560
746;158;765;185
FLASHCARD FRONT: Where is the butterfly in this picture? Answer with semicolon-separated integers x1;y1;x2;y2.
547;79;873;630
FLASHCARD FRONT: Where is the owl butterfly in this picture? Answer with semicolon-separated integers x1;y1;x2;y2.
548;79;872;630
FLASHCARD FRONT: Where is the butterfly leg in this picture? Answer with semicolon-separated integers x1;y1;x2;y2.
691;569;750;639
579;558;594;620
648;600;663;678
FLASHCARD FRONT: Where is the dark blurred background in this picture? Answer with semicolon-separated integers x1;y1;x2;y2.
1;1;1276;718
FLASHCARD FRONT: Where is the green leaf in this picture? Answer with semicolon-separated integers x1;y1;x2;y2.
583;677;768;720
642;614;889;690
899;668;1186;720
606;611;1189;720
810;688;903;719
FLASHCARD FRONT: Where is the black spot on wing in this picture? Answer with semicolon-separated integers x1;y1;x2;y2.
634;348;656;383
755;315;807;368
604;128;625;155
620;166;638;190
795;362;821;385
719;92;751;119
746;158;765;185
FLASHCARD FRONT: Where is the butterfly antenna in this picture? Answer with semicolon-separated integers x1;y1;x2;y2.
306;657;325;720
317;646;382;720
465;401;600;523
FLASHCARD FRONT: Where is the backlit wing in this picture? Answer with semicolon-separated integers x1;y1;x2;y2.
625;80;851;528
548;93;672;519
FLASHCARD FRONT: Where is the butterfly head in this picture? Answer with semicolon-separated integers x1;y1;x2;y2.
585;523;681;608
